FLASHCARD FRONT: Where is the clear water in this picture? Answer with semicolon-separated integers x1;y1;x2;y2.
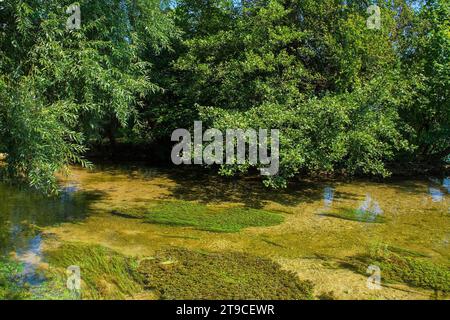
0;163;448;299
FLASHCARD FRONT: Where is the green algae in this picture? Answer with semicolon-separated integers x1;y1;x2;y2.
138;248;314;300
1;164;449;300
42;243;314;300
112;201;284;232
0;258;29;300
345;244;450;294
321;208;386;223
385;245;431;258
45;243;143;300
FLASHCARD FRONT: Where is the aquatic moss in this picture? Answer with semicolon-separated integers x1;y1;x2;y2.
113;201;284;232
385;245;430;258
317;291;337;300
345;245;450;293
321;208;386;223
137;248;314;300
0;259;29;300
45;243;143;300
0;257;74;300
111;210;144;219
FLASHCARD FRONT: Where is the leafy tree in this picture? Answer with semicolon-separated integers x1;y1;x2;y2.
0;0;177;193
0;0;447;192
399;0;450;162
164;0;417;187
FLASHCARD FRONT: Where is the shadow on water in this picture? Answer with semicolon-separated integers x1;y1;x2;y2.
385;176;450;196
86;162;168;181
78;162;363;209
163;169;328;209
0;183;105;284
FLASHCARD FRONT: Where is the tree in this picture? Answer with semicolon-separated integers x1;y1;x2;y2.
399;0;450;162
0;0;177;193
165;0;416;187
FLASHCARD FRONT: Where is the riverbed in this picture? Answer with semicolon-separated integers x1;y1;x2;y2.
0;163;448;299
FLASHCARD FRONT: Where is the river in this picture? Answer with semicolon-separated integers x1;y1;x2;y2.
0;163;448;299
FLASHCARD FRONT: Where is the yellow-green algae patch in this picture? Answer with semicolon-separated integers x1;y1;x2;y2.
343;244;450;297
320;208;386;223
45;243;144;300
137;247;314;300
112;200;284;232
43;242;314;300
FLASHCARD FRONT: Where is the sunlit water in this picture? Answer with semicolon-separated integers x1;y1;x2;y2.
0;163;448;299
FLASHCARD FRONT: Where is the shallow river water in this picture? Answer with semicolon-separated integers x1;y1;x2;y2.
0;163;448;299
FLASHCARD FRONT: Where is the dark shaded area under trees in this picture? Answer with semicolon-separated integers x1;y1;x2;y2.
0;0;448;193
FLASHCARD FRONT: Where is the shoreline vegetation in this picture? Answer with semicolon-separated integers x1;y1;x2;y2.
0;153;449;200
85;142;450;177
0;0;448;301
0;0;448;194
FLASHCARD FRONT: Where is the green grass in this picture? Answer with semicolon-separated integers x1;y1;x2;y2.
138;247;314;300
321;208;386;223
113;201;284;232
45;243;143;300
345;244;450;294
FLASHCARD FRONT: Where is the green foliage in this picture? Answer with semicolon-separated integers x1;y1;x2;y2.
113;201;284;232
138;247;314;299
399;0;450;160
0;0;448;192
0;0;177;193
155;0;439;187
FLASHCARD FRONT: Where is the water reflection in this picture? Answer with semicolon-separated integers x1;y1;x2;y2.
442;178;450;193
323;187;334;207
429;187;444;202
0;183;102;284
15;235;45;285
357;194;383;222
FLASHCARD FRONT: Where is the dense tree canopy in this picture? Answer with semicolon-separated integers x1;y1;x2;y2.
0;0;448;192
0;0;176;192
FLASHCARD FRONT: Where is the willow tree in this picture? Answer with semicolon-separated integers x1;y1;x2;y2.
0;0;177;193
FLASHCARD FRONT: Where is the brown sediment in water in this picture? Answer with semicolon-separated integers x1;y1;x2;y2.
33;164;450;299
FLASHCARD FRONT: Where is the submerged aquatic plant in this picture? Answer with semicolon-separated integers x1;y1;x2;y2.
0;258;29;300
112;201;284;232
321;208;386;223
43;243;313;300
45;243;143;300
138;248;314;300
345;244;450;295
